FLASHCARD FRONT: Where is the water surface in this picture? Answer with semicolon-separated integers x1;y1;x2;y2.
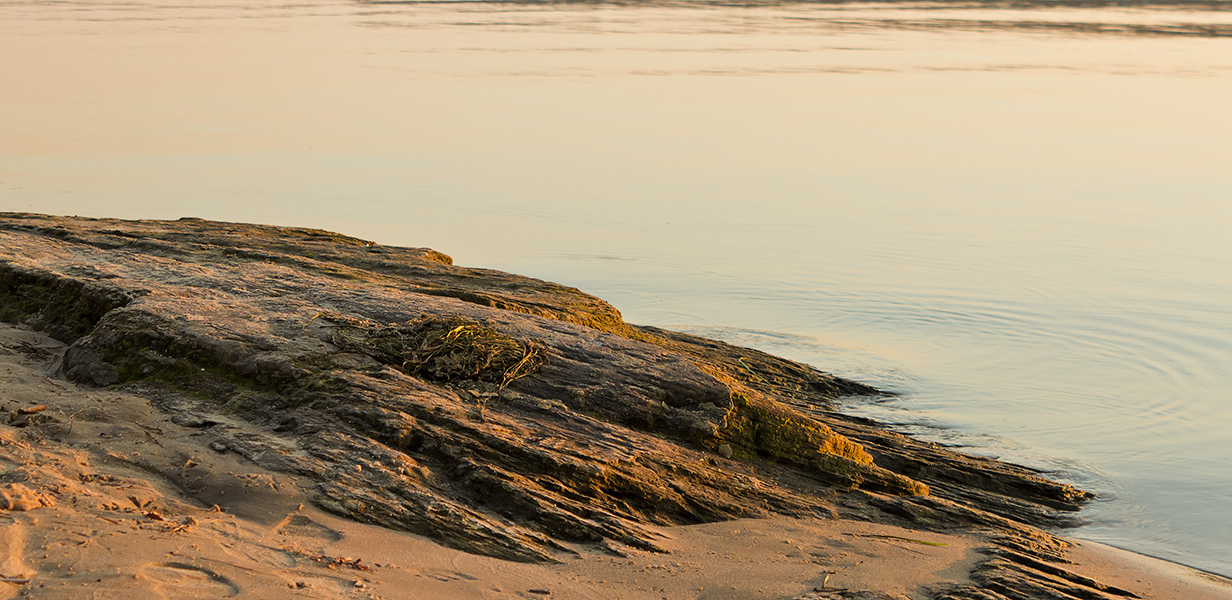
3;0;1231;577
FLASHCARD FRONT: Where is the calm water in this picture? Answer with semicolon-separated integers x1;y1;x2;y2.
3;0;1231;577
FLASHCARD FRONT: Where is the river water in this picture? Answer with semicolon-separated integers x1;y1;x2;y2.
3;0;1231;578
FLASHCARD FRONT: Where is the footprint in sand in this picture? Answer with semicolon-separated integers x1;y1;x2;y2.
275;514;343;542
140;562;239;598
0;518;33;586
229;541;299;568
419;569;480;583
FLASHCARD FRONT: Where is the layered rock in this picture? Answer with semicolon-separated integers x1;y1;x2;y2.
2;213;1126;599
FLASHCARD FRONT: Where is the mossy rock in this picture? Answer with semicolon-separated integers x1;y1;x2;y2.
715;381;926;496
0;263;138;342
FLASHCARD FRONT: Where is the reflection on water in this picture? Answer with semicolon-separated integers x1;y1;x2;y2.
3;0;1232;577
355;0;1232;40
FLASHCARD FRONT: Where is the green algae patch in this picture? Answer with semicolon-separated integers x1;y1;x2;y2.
78;310;272;398
721;388;873;465
698;366;926;496
0;263;138;342
729;390;929;496
323;313;546;387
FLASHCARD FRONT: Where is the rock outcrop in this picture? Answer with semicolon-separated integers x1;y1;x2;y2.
2;213;1125;599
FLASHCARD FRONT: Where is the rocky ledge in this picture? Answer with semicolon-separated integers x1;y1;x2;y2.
1;213;1131;599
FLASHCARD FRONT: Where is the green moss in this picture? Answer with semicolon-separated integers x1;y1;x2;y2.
102;343;241;391
81;310;275;407
719;390;872;465
815;454;930;496
0;264;135;341
755;410;871;464
685;362;925;495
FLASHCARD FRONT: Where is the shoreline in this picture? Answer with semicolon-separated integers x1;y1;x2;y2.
2;212;1230;599
1066;539;1232;598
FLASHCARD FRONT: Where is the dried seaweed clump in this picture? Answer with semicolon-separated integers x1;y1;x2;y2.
324;313;546;386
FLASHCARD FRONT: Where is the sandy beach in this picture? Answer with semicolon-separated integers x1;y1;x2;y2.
4;323;1231;600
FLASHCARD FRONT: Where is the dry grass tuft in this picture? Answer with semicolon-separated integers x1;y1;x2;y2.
320;313;546;387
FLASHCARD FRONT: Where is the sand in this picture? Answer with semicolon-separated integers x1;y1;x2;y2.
2;323;1230;600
